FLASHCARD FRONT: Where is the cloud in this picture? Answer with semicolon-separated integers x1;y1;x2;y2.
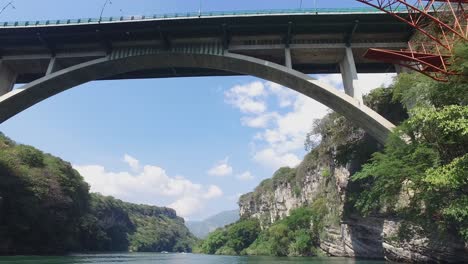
225;73;396;171
253;148;302;169
266;81;297;108
236;171;255;181
170;185;221;217
207;157;233;177
123;154;140;171
225;80;328;170
317;74;344;90
168;197;204;219
316;73;396;95
250;90;328;169
241;112;279;128
203;185;223;199
357;73;395;95
224;81;267;114
74;155;223;218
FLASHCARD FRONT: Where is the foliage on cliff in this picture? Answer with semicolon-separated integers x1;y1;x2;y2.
216;43;467;258
195;200;328;256
80;194;195;253
0;134;90;254
194;219;260;255
351;43;468;242
126;199;195;252
228;80;409;257
0;134;195;254
245;199;328;257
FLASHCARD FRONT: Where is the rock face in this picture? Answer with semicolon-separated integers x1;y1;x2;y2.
238;149;468;263
321;215;468;263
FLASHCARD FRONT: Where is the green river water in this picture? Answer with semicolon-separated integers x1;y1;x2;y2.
0;253;389;264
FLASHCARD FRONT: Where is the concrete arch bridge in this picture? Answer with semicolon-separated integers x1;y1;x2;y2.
0;8;412;144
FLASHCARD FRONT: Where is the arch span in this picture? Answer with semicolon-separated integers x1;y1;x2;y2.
0;49;395;144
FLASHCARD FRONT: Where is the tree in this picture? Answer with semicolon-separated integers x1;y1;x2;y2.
351;41;468;242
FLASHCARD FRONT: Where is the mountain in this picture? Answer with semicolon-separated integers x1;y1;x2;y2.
0;133;195;254
82;193;196;252
196;83;468;262
186;210;239;238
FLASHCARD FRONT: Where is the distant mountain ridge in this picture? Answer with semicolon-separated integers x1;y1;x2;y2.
186;210;239;238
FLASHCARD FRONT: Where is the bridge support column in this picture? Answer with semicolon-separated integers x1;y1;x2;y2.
0;60;16;96
339;47;363;104
285;47;292;69
46;57;63;75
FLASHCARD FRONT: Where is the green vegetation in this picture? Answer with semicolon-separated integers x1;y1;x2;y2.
0;135;89;254
209;42;467;257
321;168;330;178
81;194;196;253
351;43;468;242
195;199;328;256
0;134;195;254
245;199;328;257
127;201;196;252
194;218;260;255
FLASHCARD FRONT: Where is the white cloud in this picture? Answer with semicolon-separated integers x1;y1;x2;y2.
225;73;395;171
207;157;233;177
225;80;328;170
203;185;223;199
241;112;279;128
253;148;301;169
266;81;297;108
123;154;140;171
74;155;223;219
357;73;395;95
317;74;344;90
316;73;396;95
250;90;328;169
224;81;267;114
236;171;255;181
168;197;204;219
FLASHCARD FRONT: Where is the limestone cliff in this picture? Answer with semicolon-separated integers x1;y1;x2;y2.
238;133;468;263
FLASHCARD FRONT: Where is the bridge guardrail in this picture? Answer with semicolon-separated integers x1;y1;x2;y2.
0;7;402;28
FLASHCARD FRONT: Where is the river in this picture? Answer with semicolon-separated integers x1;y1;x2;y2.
0;253;389;263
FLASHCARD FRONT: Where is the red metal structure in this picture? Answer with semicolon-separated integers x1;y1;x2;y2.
356;0;468;81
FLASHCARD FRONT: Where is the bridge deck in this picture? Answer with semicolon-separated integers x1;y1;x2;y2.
0;8;412;83
0;7;403;28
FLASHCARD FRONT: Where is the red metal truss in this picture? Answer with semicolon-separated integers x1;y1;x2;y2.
356;0;467;50
357;0;468;81
364;48;453;81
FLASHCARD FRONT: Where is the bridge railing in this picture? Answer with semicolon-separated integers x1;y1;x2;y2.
0;7;401;28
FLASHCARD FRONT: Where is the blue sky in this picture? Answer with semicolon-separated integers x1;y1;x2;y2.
0;1;366;22
0;0;395;220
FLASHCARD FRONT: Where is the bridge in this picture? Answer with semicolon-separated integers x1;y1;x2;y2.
0;8;412;144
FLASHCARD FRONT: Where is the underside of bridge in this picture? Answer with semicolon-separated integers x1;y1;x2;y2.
0;9;411;143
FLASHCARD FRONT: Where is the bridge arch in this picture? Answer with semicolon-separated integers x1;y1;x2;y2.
0;47;395;144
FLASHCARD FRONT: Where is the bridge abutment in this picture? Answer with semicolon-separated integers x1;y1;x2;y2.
0;61;17;96
340;47;363;104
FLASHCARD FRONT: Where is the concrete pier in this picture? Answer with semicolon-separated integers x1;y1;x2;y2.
340;47;363;104
0;61;16;96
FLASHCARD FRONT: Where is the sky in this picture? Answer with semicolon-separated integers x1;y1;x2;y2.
0;0;396;220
